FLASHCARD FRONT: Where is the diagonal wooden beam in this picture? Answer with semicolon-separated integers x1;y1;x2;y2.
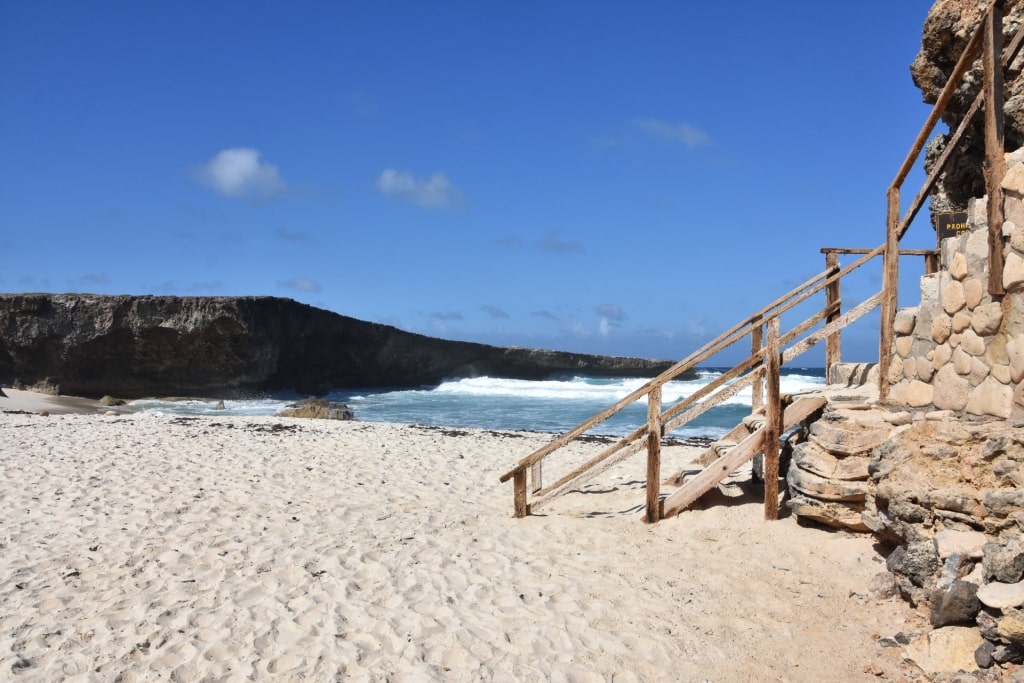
660;397;826;519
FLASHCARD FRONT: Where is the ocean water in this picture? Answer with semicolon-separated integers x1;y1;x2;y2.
127;367;827;440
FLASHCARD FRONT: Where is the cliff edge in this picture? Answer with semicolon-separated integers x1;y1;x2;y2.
0;294;681;398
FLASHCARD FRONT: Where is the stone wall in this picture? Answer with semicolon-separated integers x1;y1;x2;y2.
887;149;1024;420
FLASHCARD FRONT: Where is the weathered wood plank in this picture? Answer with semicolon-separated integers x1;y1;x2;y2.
900;91;982;242
535;425;645;497
665;409;762;485
765;317;778;520
661;397;826;518
890;4;988;189
893;0;1023;244
662;373;755;436
513;469;528;518
529;438;646;512
764;318;782;521
984;1;1007;296
880;186;900;405
782;293;881;364
751;322;764;412
820;248;936;256
824;251;841;370
646;386;662;523
661;355;759;425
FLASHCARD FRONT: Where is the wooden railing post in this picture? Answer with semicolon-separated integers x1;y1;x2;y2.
645;385;662;523
824;250;841;371
763;317;782;521
879;188;900;404
750;319;764;413
513;468;529;518
530;460;542;494
984;0;1007;297
925;252;938;275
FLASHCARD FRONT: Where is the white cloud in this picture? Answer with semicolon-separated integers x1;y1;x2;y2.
635;119;711;148
279;277;321;292
276;228;308;242
538;230;584;254
496;235;525;249
19;275;51;288
563;321;590;338
595;304;626;321
375;169;461;209
195;148;285;199
596;305;626;338
430;311;463;321
686;316;707;337
482;305;509;318
81;274;110;286
187;280;225;292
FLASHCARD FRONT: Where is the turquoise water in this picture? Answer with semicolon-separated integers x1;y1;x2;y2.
128;367;827;440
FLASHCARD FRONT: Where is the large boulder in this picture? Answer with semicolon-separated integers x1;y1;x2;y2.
278;398;354;421
911;0;1024;217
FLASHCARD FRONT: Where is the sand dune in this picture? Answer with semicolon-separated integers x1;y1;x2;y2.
0;411;922;681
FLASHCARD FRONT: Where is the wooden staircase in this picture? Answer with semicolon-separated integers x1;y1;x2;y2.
499;0;1018;525
498;270;885;522
659;396;826;519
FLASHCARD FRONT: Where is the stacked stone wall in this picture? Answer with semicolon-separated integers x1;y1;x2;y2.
888;149;1024;420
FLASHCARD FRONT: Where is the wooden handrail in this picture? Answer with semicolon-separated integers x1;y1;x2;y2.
820;248;934;256
501;243;898;519
502;2;1024;520
889;0;993;190
880;1;1019;401
499;267;839;484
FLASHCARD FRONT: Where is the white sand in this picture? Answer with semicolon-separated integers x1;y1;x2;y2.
0;411;924;682
0;387;104;415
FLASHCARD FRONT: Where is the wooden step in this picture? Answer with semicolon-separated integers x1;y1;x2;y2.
664;408;767;484
660;396;827;518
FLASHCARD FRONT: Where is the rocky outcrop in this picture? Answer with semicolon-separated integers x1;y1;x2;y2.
862;417;1024;669
0;294;681;398
278;398;354;421
785;405;892;532
912;0;1024;217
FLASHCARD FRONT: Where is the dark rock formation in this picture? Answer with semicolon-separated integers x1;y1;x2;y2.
911;0;1024;217
278;398;354;421
0;294;682;398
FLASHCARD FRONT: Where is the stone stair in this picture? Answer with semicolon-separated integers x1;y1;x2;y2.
786;418;890;531
783;361;894;531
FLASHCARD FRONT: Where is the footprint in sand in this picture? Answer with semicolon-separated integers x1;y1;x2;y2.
266;653;309;674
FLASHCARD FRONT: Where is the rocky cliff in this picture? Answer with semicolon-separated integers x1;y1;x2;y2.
912;0;1024;217
0;294;680;398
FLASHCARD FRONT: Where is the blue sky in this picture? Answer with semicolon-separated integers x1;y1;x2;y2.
1;1;940;364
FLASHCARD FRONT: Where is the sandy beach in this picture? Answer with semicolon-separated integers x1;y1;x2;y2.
0;395;926;682
0;388;106;416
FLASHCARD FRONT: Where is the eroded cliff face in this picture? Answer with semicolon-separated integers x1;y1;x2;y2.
0;294;678;397
912;0;1024;216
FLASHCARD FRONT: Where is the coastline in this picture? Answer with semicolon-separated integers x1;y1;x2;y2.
0;410;922;681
